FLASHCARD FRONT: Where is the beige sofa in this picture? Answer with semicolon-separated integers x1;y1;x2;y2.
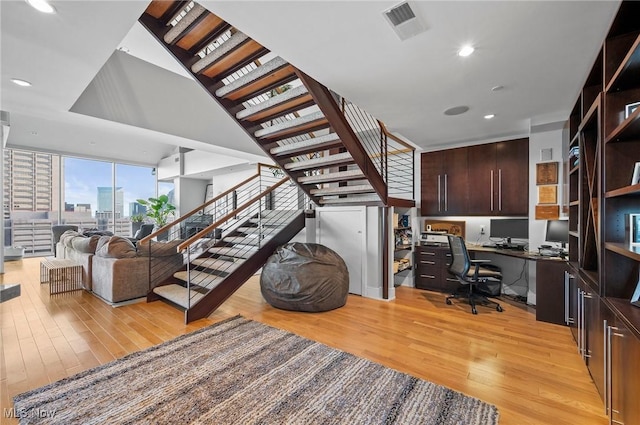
57;231;184;304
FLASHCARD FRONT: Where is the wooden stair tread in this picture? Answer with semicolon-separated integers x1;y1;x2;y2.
319;194;381;205
215;56;288;98
310;184;374;196
237;85;311;122
191;31;248;73
254;111;328;140
164;4;206;44
190;258;244;273
153;284;204;309
174;270;225;290
208;246;258;258
285;152;354;171
298;169;365;184
271;133;342;157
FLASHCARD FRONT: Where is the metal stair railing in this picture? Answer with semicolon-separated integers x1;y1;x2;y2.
177;175;306;309
337;95;415;201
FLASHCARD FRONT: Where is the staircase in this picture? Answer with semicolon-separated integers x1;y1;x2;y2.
140;165;305;323
139;0;415;208
137;1;417;322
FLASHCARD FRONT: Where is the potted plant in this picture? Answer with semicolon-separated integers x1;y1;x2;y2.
136;195;176;239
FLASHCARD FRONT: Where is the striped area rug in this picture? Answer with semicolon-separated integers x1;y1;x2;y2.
13;316;498;424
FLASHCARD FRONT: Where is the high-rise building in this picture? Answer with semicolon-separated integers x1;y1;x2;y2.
3;149;61;219
97;186;124;218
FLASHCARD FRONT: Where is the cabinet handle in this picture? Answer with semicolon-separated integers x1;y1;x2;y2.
490;170;494;211
577;288;583;357
582;291;591;358
420;251;436;256
444;174;448;211
498;169;503;211
437;175;441;212
446;278;458;282
564;272;574;325
604;319;609;417
420;260;436;265
420;274;436;279
607;325;625;425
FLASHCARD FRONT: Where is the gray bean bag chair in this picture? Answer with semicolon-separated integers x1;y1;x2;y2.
261;243;349;312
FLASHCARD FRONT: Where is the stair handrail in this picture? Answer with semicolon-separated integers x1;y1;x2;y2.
139;162;281;244
177;175;290;252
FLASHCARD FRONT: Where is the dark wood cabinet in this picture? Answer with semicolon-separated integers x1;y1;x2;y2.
414;245;458;292
496;139;529;215
566;3;640;421
535;260;570;325
422;138;528;217
467;139;529;216
610;316;640;425
420;149;468;216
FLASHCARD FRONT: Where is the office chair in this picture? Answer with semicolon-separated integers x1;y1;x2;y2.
446;235;504;314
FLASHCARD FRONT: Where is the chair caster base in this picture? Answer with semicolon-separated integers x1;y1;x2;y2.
472;307;478;315
497;305;503;312
445;298;452;305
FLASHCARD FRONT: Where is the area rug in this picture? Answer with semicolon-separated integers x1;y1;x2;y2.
13;316;498;424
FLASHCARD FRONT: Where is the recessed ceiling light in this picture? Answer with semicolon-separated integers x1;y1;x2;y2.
457;45;475;57
444;106;470;116
484;114;495;120
25;0;56;14
11;78;32;87
491;85;504;92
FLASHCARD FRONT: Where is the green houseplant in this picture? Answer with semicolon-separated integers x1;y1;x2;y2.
136;195;176;229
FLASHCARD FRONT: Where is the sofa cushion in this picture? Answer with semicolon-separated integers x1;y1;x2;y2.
71;235;100;254
95;235;138;259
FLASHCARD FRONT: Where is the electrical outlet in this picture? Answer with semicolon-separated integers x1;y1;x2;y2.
480;225;485;235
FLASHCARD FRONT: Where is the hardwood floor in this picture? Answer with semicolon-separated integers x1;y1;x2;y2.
1;257;606;425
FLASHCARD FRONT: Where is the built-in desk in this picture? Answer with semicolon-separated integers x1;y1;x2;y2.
416;242;568;324
467;245;569;325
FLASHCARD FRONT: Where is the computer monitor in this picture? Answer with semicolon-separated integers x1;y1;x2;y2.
489;218;529;244
545;219;569;248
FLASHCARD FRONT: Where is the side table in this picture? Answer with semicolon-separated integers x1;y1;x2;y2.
40;257;83;295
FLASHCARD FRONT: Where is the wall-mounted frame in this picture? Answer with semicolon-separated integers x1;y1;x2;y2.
538;185;557;204
627;213;640;245
632;162;640;185
536;162;558;185
625;101;640;119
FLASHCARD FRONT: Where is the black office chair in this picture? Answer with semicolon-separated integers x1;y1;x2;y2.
446;235;504;314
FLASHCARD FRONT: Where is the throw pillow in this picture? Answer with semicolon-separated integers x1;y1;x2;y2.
95;235;137;259
136;239;183;257
71;235;100;254
60;230;83;248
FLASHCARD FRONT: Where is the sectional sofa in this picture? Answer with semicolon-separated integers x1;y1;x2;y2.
56;231;184;304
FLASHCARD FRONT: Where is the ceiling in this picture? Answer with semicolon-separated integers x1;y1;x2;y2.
0;1;621;172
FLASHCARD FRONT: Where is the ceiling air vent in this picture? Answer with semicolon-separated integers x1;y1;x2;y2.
383;1;426;41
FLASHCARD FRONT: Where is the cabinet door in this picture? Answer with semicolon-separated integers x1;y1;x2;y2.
610;319;640;425
415;247;441;290
496;138;529;215
467;143;496;215
442;148;468;215
420;152;444;216
583;287;604;397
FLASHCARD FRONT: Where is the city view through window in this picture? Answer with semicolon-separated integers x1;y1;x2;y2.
3;149;173;257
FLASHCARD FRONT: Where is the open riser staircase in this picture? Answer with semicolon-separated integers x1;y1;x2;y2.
139;0;415;208
141;165;305;322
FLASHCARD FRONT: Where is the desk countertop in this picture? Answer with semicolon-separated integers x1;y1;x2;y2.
466;244;567;261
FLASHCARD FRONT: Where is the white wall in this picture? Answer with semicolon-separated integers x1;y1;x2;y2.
174;177;209;216
208;164;257;196
527;120;566;305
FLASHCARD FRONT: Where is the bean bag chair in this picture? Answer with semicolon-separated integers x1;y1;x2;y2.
261;243;349;312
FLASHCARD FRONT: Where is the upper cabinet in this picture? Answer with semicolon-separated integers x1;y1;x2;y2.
420;147;468;216
421;138;529;217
